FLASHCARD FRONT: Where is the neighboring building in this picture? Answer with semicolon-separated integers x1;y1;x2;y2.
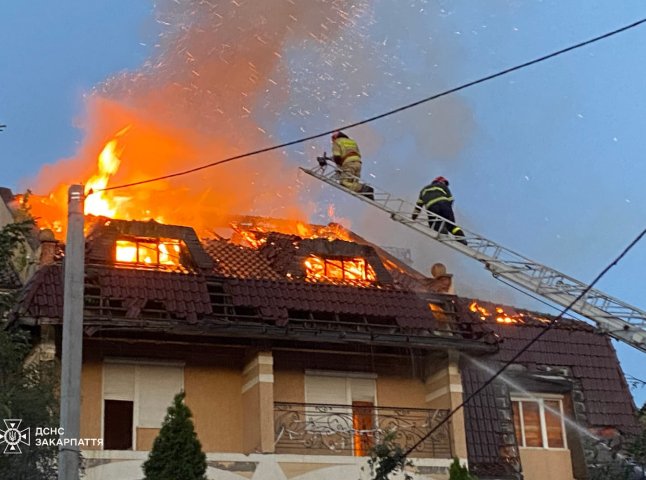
0;188;22;300
13;217;638;480
0;188;49;290
0;189;32;302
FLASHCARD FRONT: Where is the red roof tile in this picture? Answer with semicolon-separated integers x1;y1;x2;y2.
204;239;282;280
458;298;638;477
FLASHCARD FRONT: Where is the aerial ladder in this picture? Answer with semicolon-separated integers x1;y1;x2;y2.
300;156;646;353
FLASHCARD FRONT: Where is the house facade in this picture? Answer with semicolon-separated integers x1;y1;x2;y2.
14;217;638;480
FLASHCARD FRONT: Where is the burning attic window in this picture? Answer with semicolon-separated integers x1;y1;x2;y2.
303;255;377;285
115;237;184;269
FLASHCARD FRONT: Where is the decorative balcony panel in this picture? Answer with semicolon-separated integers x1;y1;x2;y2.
274;402;452;458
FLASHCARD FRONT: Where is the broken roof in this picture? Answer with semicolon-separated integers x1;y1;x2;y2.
15;219;493;351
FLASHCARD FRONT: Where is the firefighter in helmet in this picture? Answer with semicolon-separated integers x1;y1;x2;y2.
331;131;374;199
412;176;467;245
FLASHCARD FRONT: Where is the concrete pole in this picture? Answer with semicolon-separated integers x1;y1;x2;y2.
58;185;85;480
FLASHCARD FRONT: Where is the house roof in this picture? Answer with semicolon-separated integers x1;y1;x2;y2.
460;299;639;478
204;239;282;280
17;261;494;352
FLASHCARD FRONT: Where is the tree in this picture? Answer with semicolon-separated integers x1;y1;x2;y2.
143;392;207;480
448;458;477;480
364;430;413;480
0;220;59;479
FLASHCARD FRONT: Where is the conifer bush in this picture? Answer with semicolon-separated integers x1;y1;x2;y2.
449;457;477;480
143;392;207;480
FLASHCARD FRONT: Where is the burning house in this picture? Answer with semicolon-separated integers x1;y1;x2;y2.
10;211;639;480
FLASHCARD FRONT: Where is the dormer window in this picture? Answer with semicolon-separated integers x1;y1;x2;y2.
303;255;376;284
115;237;184;268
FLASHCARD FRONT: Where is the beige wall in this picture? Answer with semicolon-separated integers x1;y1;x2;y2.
185;365;243;452
423;354;467;460
520;448;574;480
80;360;103;450
275;369;430;408
136;428;159;451
274;369;305;403
240;352;274;453
80;343;246;453
377;375;428;408
80;343;462;461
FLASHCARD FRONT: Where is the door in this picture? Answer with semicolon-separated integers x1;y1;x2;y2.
352;401;375;456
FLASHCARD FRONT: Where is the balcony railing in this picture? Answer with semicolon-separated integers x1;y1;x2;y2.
274;402;452;458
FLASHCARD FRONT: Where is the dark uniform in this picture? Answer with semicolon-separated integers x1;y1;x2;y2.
412;178;466;242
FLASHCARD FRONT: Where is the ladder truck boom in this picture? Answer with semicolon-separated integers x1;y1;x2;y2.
301;158;646;353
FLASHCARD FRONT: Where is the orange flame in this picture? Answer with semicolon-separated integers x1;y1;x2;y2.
115;238;182;268
304;255;376;285
27;98;311;239
469;301;522;324
85;127;131;217
230;219;352;249
26;1;369;238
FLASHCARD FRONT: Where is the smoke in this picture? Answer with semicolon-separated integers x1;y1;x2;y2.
29;0;372;234
29;0;481;260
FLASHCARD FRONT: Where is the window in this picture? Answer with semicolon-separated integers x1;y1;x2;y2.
512;397;567;449
114;237;183;268
103;361;184;450
304;372;377;456
303;255;377;284
104;400;133;450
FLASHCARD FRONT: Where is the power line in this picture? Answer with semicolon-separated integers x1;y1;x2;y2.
387;226;646;476
96;17;646;194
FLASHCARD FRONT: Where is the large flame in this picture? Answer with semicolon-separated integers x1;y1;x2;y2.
84;127;130;218
304;255;376;285
230;219;353;249
26;1;369;238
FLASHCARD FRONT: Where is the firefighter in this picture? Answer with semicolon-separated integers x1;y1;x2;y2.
412;176;467;245
331;131;374;200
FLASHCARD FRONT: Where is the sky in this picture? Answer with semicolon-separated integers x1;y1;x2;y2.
1;1;645;404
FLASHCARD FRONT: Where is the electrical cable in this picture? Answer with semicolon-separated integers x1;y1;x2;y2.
95;17;646;194
388;226;646;475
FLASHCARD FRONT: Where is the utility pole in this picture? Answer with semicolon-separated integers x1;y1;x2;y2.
58;185;85;480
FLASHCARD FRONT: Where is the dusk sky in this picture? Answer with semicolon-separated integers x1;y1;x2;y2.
1;0;645;405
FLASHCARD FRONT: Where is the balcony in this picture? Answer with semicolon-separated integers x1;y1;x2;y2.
274;402;452;458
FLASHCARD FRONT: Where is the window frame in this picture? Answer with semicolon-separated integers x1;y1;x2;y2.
101;358;185;451
304;255;377;284
114;237;184;268
511;394;568;450
304;371;378;456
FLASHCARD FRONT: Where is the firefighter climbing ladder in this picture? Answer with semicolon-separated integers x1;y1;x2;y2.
301;158;646;353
